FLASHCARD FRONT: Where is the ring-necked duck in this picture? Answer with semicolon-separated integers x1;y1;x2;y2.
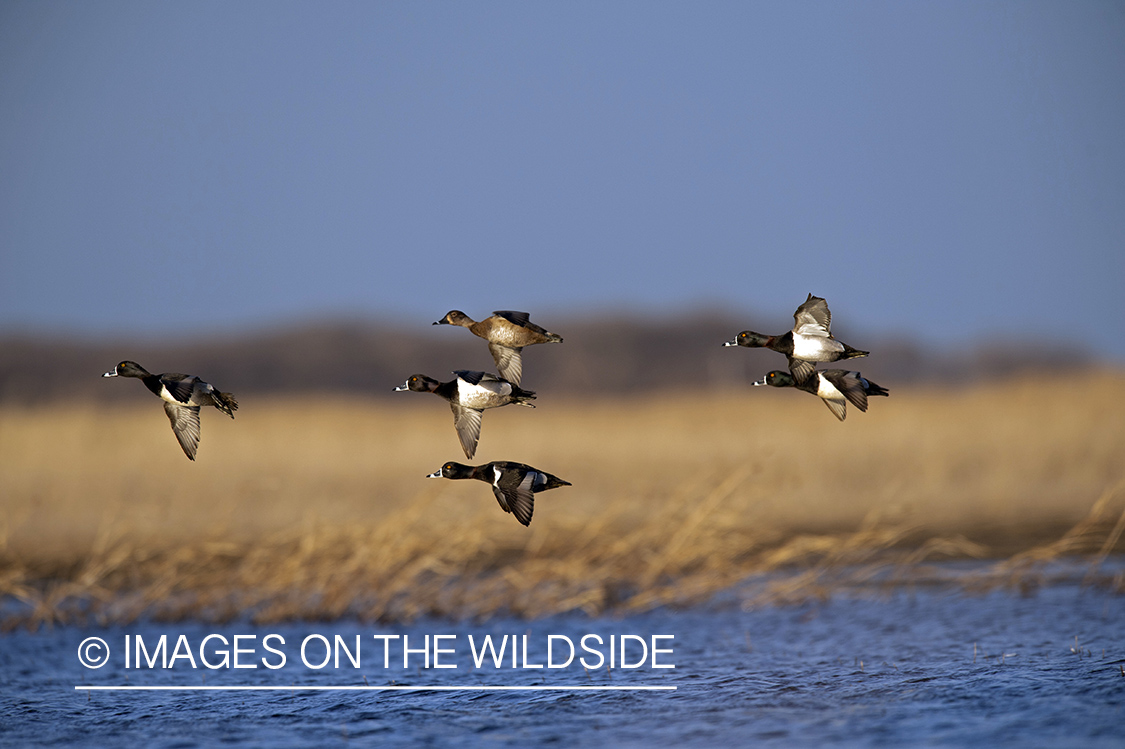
102;361;237;460
426;461;571;527
753;369;888;422
433;310;563;386
395;370;535;459
724;294;868;384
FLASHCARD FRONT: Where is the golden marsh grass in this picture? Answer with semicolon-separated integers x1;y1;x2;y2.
1;371;1123;628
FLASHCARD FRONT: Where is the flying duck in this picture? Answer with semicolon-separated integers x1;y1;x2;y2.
433;310;563;386
753;369;888;421
102;361;237;460
395;370;535;459
426;461;571;527
724;294;868;383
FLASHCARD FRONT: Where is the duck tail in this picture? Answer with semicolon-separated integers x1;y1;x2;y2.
544;332;564;344
541;473;571;490
840;344;869;360
864;379;889;398
510;386;537;407
213;391;239;418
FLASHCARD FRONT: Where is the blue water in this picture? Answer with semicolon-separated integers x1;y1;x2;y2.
3;584;1124;747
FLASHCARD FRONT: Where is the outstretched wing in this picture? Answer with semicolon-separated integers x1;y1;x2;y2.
493;310;553;337
492;310;531;326
823;370;870;412
453;370;510;387
820;397;848;422
491;465;535;527
786;357;818;385
164;402;201;460
161;375;198;405
792;294;832;337
488;343;524;386
449;404;483;459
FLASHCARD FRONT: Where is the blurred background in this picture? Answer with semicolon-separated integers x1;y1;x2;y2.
1;2;1123;626
1;1;1123;400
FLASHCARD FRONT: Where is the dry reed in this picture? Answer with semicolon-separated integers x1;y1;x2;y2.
1;371;1123;629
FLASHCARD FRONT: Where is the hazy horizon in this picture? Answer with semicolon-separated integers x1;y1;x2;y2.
3;2;1123;358
0;302;1108;362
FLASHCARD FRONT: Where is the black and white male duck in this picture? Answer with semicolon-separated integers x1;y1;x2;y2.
394;370;536;459
426;461;571;527
724;294;868;384
433;310;563;386
102;361;238;460
753;369;888;422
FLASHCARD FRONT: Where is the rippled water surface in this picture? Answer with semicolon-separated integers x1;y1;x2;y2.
3;583;1124;747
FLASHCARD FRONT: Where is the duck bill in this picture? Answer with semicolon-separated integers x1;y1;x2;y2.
722;338;738;347
393;381;410;391
751;376;768;386
102;370;118;377
425;470;442;479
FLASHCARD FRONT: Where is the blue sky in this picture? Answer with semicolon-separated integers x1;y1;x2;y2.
2;2;1123;357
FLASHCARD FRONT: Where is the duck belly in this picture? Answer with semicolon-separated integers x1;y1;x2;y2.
486;322;528;347
792;335;844;361
457;380;510;409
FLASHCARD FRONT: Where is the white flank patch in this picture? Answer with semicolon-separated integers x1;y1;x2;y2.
816;374;844;401
159;384;190;406
792;335;843;360
458;378;509;408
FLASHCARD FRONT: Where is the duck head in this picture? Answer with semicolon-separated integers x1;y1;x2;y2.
103;361;150;378
426;462;475;479
394;374;440;393
433;311;474;327
752;370;795;388
724;331;770;348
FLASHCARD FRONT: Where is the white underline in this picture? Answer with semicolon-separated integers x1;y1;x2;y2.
75;685;675;692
